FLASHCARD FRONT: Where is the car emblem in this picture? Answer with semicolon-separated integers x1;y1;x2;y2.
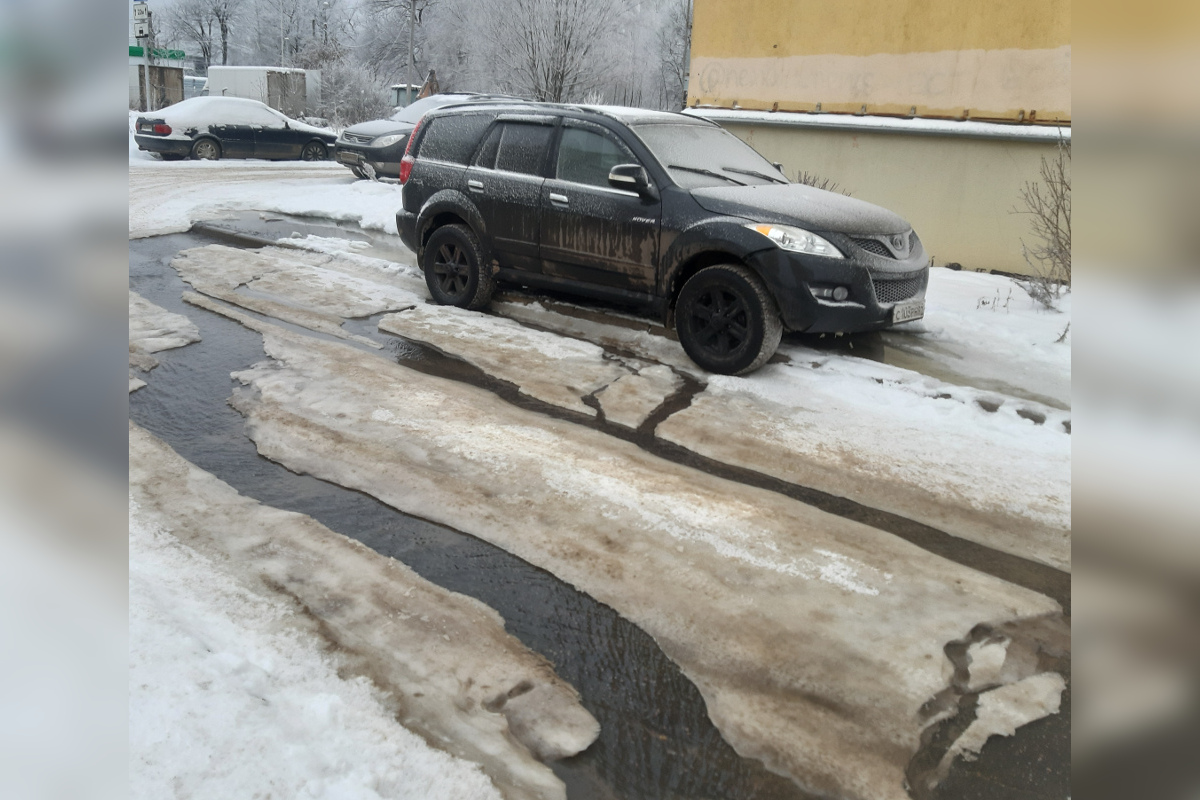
891;235;905;250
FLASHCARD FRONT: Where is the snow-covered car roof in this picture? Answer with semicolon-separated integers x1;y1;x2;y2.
149;96;331;136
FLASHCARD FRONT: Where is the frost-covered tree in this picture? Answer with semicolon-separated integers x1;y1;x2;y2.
162;0;218;70
656;0;691;109
483;0;622;102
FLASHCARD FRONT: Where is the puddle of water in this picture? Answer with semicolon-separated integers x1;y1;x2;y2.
204;209;416;265
130;232;810;800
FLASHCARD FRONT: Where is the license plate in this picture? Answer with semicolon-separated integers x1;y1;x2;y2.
336;150;361;164
892;299;925;323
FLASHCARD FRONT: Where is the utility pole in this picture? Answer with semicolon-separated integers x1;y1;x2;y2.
407;0;415;106
133;1;154;111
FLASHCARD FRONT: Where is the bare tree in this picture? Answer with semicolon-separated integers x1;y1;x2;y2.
211;0;243;65
164;0;218;71
657;0;691;109
486;0;621;102
1014;137;1071;308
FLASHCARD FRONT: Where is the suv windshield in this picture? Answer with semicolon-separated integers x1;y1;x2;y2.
631;123;787;189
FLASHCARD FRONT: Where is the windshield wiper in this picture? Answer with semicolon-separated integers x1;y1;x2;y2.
722;165;788;185
666;164;747;186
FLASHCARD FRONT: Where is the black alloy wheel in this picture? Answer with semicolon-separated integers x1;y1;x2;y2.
301;141;327;161
676;264;782;375
434;243;469;297
422;224;495;310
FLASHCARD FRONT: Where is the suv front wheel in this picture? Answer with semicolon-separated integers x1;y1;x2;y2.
676;264;782;375
422;224;495;310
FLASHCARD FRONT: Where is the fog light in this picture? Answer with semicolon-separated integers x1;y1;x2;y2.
833;286;849;301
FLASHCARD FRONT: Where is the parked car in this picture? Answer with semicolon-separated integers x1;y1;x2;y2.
396;102;929;375
133;96;337;162
334;93;517;180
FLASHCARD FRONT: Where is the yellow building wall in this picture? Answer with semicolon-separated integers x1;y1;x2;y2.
689;0;1071;123
722;122;1059;275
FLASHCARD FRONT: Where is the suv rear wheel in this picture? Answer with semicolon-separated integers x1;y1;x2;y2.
676;264;782;375
423;224;495;310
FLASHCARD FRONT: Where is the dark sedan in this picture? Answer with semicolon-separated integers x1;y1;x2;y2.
134;96;337;161
334;93;517;179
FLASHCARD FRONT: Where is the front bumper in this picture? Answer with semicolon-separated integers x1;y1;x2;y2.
334;141;405;177
134;134;193;157
749;238;930;333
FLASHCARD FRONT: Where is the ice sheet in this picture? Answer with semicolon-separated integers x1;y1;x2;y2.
198;300;1064;800
129;422;598;800
128;291;200;392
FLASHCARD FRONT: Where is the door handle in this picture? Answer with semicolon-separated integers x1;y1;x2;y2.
549;193;569;206
467;179;484;192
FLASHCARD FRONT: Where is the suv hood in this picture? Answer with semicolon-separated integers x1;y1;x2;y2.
691;184;909;235
342;119;414;138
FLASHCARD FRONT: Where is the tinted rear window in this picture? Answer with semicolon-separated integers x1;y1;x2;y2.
416;114;494;164
495;123;553;176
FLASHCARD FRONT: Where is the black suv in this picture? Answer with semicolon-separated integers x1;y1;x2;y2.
396;103;929;374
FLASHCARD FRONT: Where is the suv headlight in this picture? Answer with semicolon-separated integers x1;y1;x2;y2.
746;223;843;259
372;133;406;148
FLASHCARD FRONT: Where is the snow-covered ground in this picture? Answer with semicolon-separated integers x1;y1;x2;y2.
180;296;1065;800
165;231;1069;568
130;498;505;800
131;112;404;239
130;422;598;800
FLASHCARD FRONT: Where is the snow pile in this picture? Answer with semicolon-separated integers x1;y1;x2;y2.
659;347;1071;570
380;305;628;416
129;155;399;238
882;269;1071;408
130;422;598;800
130;498;504;800
207;304;1065;800
171;244;421;346
128;291;200;392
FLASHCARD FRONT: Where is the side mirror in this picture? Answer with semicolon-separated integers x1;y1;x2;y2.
608;164;658;200
772;161;785;172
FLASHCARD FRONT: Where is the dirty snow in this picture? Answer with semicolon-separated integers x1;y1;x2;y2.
380;305;627;416
130;422;598;800
130;499;504;800
128;291;200;391
170;244;421;346
880;269;1071;409
199;300;1064;800
658;348;1071;570
593;364;683;429
940;672;1067;770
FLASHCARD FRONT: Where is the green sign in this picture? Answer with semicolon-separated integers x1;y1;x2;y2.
129;45;186;60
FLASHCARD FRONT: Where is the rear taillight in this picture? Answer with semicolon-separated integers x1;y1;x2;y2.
398;115;424;184
152;123;172;135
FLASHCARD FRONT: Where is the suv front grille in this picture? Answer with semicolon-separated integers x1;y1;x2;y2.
871;271;925;304
853;238;892;257
342;132;374;145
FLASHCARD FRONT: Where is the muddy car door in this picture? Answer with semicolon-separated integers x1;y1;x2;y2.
540;121;660;294
464;115;556;274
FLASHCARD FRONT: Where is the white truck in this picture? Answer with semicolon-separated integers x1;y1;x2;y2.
204;67;321;118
